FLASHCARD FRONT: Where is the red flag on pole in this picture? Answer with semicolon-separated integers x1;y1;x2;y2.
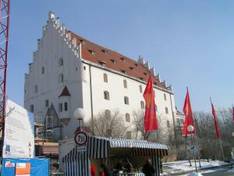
143;76;158;132
210;100;221;139
182;88;195;137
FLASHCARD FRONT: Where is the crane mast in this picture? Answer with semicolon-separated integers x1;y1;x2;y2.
0;0;10;155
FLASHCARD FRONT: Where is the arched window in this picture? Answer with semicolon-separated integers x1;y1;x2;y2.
41;66;45;74
123;79;127;88
59;73;64;83
104;91;110;100
103;73;108;83
167;120;170;128
140;101;145;109
165;107;169;114
124;96;129;105
164;93;167;101
30;104;34;113
125;113;130;122
59;57;63;66
139;85;142;93
34;85;38;93
64;102;68;111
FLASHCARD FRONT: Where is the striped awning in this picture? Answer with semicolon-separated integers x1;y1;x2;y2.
105;137;168;150
63;136;168;161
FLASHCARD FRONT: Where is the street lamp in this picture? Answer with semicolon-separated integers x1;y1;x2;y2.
187;125;198;173
73;108;85;129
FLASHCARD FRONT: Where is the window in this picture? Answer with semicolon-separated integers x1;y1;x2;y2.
103;73;108;83
45;100;49;107
139;85;143;93
126;131;131;139
125;113;130;122
83;66;86;70
104;91;110;100
59;103;63;112
34;85;38;93
124;96;129;105
123;80;127;88
110;59;116;64
59;74;64;83
98;61;106;66
30;104;34;113
41;66;45;74
167;120;170;128
165;107;169;114
140;101;145;109
64;102;68;111
88;49;96;56
164;93;167;101
59;57;63;66
105;110;111;119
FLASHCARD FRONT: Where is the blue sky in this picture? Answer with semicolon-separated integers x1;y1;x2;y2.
8;0;234;112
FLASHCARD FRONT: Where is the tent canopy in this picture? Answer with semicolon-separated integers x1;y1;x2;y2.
63;136;168;161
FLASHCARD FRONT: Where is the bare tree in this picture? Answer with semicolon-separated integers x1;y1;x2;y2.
87;111;129;138
132;110;150;139
132;110;173;143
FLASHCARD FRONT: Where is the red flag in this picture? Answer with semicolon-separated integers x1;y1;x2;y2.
182;88;195;137
143;76;158;132
211;101;221;139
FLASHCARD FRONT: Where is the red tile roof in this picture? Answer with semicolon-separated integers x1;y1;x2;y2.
69;31;170;91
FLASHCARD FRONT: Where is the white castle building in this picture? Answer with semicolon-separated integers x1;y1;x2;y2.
24;12;178;141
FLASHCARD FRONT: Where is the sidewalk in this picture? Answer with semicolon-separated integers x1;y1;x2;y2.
161;160;233;175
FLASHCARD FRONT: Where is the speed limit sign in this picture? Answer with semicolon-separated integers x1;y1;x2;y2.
74;131;88;146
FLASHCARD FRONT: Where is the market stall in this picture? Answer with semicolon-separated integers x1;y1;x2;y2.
62;134;168;176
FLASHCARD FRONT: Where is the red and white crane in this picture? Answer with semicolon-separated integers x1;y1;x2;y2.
0;0;10;154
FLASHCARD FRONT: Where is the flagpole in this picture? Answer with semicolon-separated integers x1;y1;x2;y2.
219;138;225;161
210;97;225;161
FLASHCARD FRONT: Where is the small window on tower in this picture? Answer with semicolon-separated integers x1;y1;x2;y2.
59;103;63;112
45;100;49;107
30;104;34;113
59;74;64;83
64;102;68;111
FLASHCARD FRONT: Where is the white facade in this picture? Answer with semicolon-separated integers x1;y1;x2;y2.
24;12;177;141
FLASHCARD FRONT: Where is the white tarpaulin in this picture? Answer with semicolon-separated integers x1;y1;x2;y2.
3;99;35;158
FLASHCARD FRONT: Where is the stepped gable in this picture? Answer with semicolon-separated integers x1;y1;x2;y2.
69;31;168;90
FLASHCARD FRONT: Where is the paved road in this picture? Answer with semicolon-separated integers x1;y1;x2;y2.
203;168;234;176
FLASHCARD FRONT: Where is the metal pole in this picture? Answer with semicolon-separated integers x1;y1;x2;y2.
219;139;225;161
191;134;198;173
